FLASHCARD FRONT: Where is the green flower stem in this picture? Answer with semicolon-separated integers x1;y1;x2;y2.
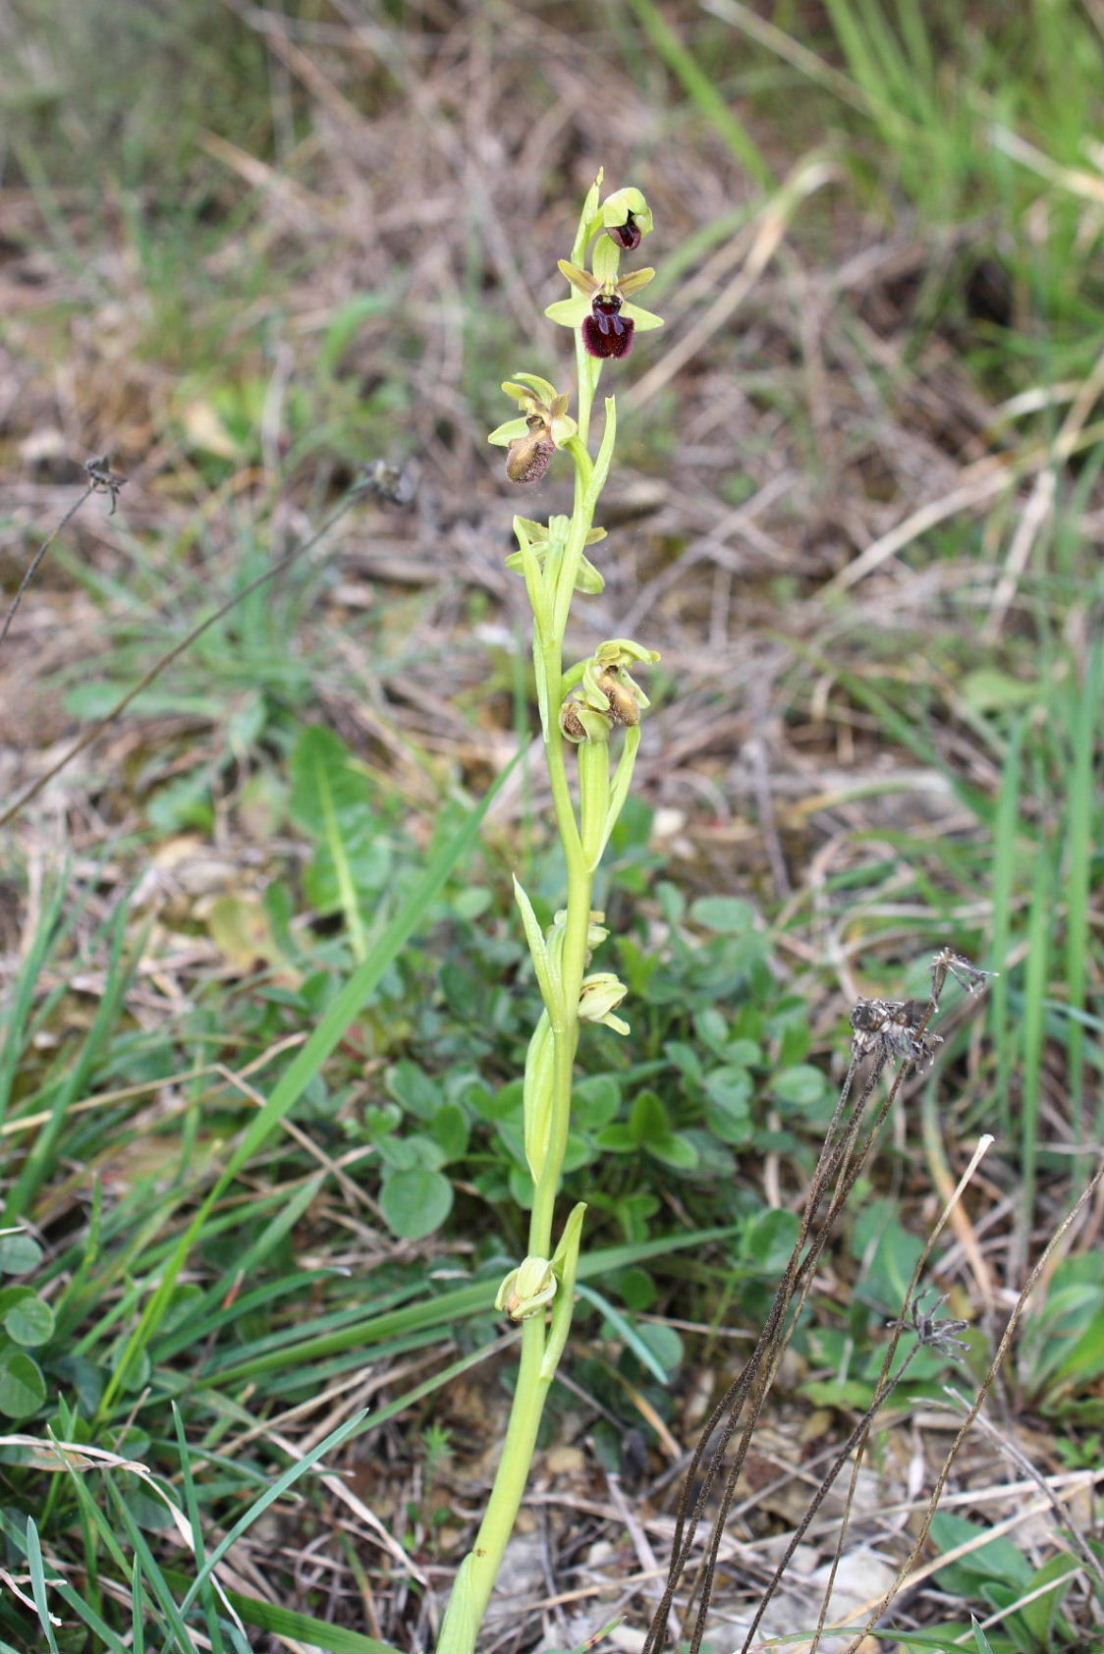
552;454;601;637
437;1313;548;1646
538;630;581;850
574;327;601;450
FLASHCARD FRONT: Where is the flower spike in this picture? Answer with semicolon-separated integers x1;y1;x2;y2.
443;176;662;1654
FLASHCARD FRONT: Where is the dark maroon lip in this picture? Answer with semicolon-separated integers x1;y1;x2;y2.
582;294;635;358
607;213;642;251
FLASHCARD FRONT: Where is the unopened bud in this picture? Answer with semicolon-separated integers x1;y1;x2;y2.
495;1255;557;1321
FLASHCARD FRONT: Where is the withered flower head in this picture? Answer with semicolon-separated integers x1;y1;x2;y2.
488;374;576;484
85;454;127;515
595;665;640;725
506;424;557;484
560;701;612;744
577;639;660;725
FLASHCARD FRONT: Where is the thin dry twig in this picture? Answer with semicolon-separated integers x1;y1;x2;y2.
0;482;94;655
644;952;996;1654
843;1149;1104;1653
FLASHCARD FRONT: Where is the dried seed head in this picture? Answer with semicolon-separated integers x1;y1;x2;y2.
849;997;942;1067
359;458;417;508
85;455;127;514
887;1293;971;1358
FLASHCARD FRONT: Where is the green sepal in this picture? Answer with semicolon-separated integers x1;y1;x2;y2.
546;295;589;328
505;372;559;402
487;415;530;447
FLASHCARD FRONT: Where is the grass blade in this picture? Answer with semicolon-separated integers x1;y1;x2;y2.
626;0;772;186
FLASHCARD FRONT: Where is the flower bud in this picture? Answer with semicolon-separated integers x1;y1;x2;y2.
504;515;607;593
601;187;654;250
578;971;630;1034
552;908;609;952
495;1255;557;1321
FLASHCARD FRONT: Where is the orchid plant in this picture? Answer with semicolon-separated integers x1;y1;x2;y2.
435;173;662;1654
